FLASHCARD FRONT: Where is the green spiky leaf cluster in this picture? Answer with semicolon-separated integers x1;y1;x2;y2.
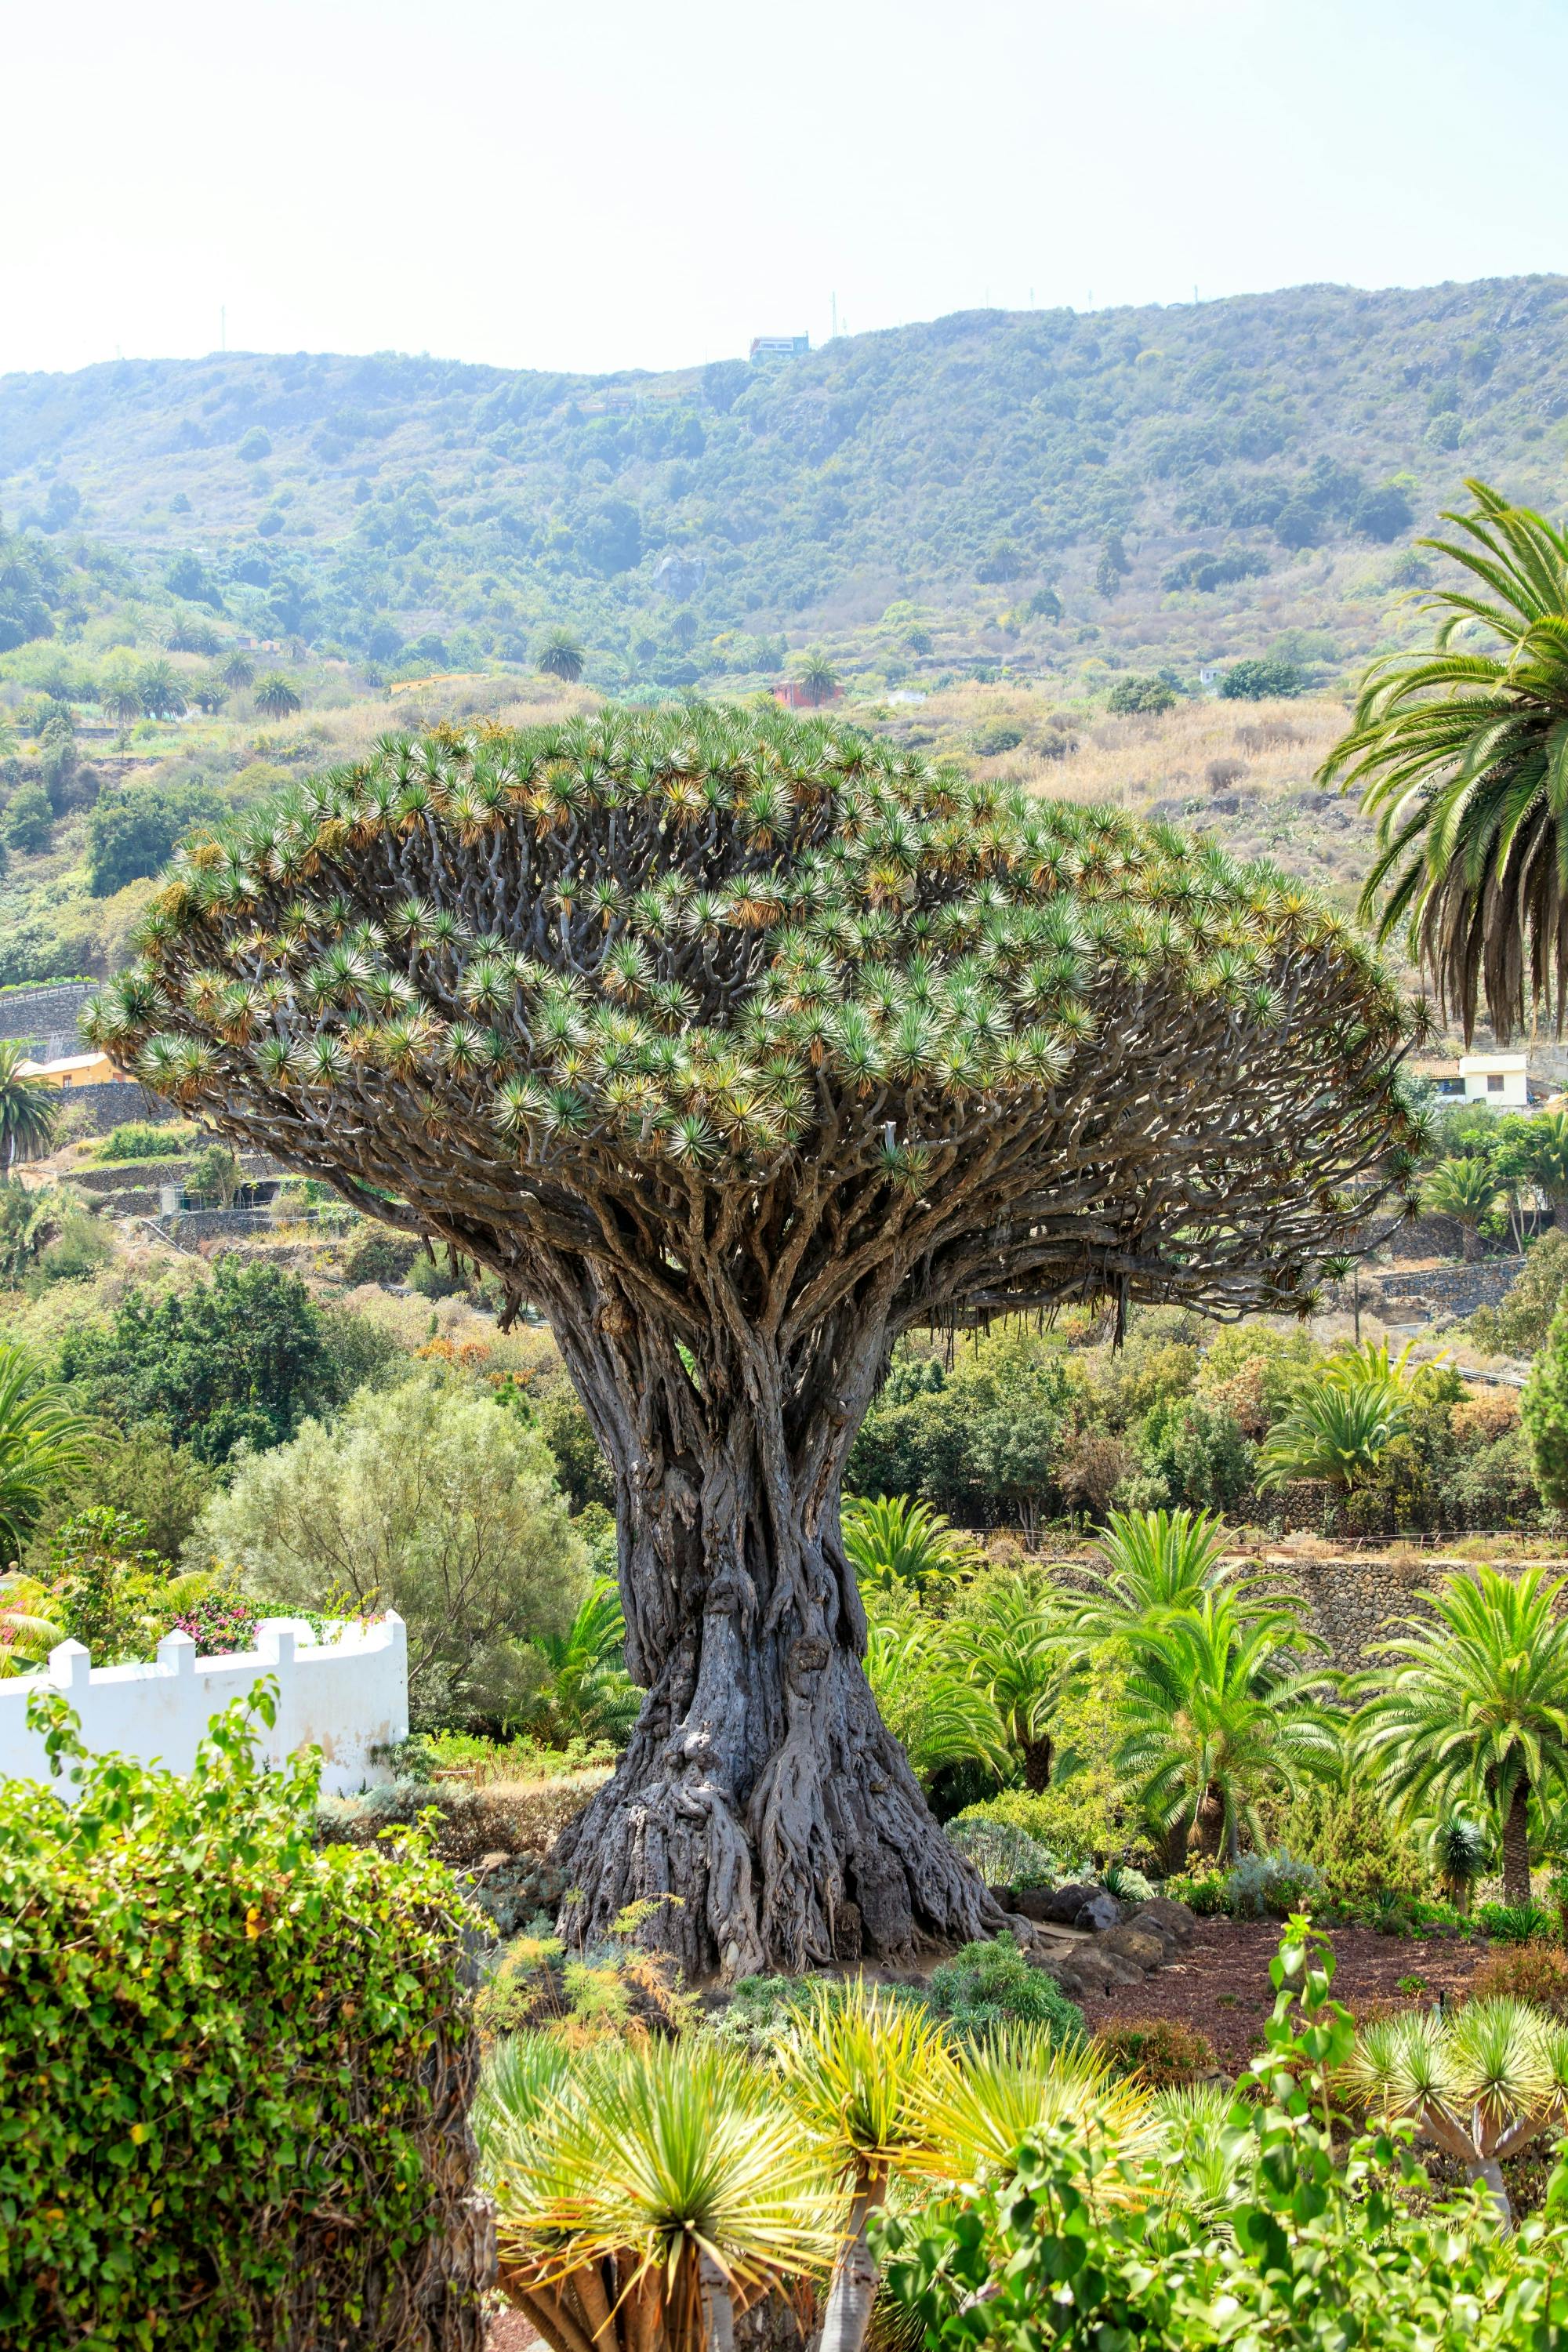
88;703;1416;1328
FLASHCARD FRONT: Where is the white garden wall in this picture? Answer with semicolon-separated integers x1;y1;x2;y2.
0;1614;408;1796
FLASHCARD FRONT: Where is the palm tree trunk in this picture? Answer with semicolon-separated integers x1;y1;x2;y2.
1021;1733;1053;1791
1470;2157;1513;2231
1461;1221;1483;1264
1163;1815;1190;1875
1501;1778;1532;1904
1195;1781;1225;1860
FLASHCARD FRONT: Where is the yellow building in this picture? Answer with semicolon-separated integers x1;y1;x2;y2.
16;1051;127;1090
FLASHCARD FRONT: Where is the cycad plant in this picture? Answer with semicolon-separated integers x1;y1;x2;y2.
1341;1998;1568;2227
1259;1375;1409;1490
1355;1564;1568;1901
1116;1592;1338;1870
482;2034;841;2352
1323;480;1568;1041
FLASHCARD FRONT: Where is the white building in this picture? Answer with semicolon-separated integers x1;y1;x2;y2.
1415;1051;1531;1107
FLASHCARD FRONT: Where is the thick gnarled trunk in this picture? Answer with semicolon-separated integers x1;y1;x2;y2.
549;1299;1002;1977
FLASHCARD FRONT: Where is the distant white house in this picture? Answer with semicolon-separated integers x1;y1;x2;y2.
1414;1051;1532;1106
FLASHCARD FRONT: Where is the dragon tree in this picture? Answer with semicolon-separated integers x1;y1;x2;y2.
89;705;1417;1976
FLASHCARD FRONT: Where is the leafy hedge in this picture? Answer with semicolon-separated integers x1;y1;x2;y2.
0;1690;489;2350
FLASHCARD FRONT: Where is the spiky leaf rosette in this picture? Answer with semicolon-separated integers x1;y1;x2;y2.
90;703;1414;1334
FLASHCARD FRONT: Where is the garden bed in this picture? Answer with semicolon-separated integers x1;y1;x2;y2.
1074;1918;1488;2072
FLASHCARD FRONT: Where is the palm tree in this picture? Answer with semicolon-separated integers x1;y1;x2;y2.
529;1577;641;1744
1116;1592;1337;1871
189;674;230;715
1066;1506;1243;1643
0;1044;59;1171
1341;1999;1568;2227
862;1593;1010;1785
481;2034;840;2352
0;1345;94;1563
1321;481;1568;1042
797;651;839;707
1528;1107;1568;1230
536;626;586;684
0;1570;62;1675
136;659;187;720
1424;1153;1497;1261
100;677;144;729
252;672;302;720
840;1494;982;1594
946;1570;1080;1788
220;652;256;691
1259;1345;1422;1490
1354;1563;1568;1902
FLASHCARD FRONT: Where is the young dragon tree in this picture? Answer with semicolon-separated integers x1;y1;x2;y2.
86;704;1417;1976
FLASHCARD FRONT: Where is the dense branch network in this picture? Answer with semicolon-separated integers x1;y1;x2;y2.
91;703;1417;1356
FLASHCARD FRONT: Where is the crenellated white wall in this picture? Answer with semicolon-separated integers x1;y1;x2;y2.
0;1614;408;1796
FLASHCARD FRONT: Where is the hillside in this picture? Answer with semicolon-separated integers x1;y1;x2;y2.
3;272;1568;994
5;274;1568;693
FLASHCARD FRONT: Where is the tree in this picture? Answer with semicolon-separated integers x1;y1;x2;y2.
1221;657;1305;701
189;674;229;715
1105;675;1176;716
100;676;144;728
220;652;256;691
1526;1108;1568;1229
136;660;187;720
1354;1564;1568;1902
862;1593;1010;1787
1344;1999;1568;2229
252;672;302;720
1259;1340;1440;1490
528;1577;641;1744
5;783;53;855
57;1254;337;1467
85;782;219;897
535;626;586;683
89;705;1415;1975
0;1345;94;1563
1116;1592;1338;1868
947;1570;1079;1789
190;1370;586;1728
1323;481;1568;1042
1067;1505;1240;1642
1424;1152;1497;1260
0;1042;59;1170
1522;1295;1568;1507
841;1494;982;1594
797;650;839;706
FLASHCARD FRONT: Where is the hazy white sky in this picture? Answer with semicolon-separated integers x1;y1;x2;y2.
5;0;1566;379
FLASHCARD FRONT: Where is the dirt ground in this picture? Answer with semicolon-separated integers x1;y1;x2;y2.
1076;1918;1488;2072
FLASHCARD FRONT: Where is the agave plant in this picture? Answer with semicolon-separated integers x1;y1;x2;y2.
481;2033;841;2352
1340;1998;1568;2227
1323;481;1568;1042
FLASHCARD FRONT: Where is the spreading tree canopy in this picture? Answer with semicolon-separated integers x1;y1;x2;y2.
88;704;1417;1973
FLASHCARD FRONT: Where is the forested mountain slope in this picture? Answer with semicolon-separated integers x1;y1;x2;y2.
4;274;1568;691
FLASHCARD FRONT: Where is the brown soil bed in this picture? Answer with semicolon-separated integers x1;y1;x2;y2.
1076;1919;1488;2072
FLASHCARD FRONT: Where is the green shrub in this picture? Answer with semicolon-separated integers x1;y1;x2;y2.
0;1690;484;2350
97;1120;194;1162
926;1936;1085;2049
1265;1779;1432;1906
945;1814;1062;1889
1226;1849;1327;1918
1093;2016;1215;2087
341;1221;420;1287
1477;1898;1559;1944
1164;1869;1229;1916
